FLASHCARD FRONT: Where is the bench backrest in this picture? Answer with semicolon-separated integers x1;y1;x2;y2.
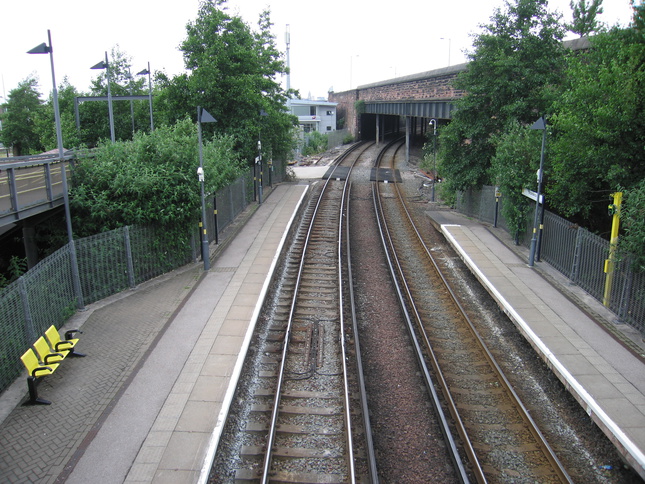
34;337;53;362
20;349;41;373
45;325;62;347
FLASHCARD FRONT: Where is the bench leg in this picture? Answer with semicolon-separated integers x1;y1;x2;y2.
70;349;86;357
25;376;51;405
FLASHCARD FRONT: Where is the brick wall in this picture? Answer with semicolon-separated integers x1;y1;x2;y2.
329;64;466;139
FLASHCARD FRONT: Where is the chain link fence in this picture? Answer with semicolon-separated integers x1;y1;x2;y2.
455;186;645;336
0;168;277;393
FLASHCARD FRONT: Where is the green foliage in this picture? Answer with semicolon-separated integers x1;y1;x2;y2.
548;23;645;224
302;131;328;156
70;118;244;237
0;77;45;156
156;1;296;164
34;77;83;151
0;256;27;289
342;133;354;144
354;100;365;114
620;181;645;271
568;0;604;36
79;47;152;147
490;121;541;239
440;0;565;194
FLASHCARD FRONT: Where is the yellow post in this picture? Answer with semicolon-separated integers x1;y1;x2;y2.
603;192;622;307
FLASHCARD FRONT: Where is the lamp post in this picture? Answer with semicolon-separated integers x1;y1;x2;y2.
28;30;84;309
256;139;263;205
529;116;547;267
197;106;216;270
429;119;437;202
136;62;154;132
440;37;451;66
90;52;116;142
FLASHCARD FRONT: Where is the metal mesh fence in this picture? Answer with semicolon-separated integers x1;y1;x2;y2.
0;170;267;394
456;186;645;336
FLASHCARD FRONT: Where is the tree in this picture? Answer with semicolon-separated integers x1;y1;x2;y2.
0;77;45;156
568;0;604;37
489;120;542;242
70;117;244;237
34;77;83;151
548;10;645;228
439;0;566;193
157;0;296;163
79;46;150;147
620;180;645;271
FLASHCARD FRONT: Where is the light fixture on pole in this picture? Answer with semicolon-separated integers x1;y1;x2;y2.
28;30;84;309
259;109;269;188
136;62;154;132
429;119;437;202
528;116;547;267
197;106;217;270
90;52;116;142
440;37;451;66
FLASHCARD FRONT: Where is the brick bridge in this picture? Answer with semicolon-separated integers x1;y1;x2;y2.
329;37;589;158
329;62;466;153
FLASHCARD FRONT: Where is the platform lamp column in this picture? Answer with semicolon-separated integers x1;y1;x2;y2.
90;52;116;143
529;116;547;267
28;30;85;310
256;139;263;205
429;119;437;202
197;106;217;271
136;62;154;132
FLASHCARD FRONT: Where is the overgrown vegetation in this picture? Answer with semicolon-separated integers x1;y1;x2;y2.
435;0;645;268
70;118;244;240
301;131;328;156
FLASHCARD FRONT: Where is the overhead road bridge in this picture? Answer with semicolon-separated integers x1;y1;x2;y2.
0;153;73;267
329;37;590;161
329;63;467;162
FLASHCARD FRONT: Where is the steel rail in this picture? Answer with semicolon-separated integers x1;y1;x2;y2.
260;142;369;483
379;140;573;483
372;139;473;483
343;178;380;483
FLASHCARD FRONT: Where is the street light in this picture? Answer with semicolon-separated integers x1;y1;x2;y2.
197;106;216;270
529;116;547;267
90;52;116;142
440;37;451;66
136;62;154;132
429;119;437;202
28;30;84;309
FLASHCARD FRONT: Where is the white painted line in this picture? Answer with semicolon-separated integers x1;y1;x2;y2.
198;186;309;484
441;224;645;475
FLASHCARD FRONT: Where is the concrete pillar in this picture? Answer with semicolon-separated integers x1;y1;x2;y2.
22;222;39;269
376;114;380;146
405;116;410;163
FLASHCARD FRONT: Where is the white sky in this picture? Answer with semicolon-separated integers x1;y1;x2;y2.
0;0;635;102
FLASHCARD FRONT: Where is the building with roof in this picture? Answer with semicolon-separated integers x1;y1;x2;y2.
288;99;337;134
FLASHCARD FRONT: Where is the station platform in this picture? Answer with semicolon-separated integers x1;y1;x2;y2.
1;171;645;482
428;207;645;480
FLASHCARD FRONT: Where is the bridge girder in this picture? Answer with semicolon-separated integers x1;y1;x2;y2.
364;100;456;120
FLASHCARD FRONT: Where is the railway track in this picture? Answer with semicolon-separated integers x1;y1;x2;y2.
221;142;376;483
373;139;573;483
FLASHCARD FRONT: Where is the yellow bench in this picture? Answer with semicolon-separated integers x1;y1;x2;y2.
34;336;69;364
19;326;85;405
20;348;59;405
45;325;85;357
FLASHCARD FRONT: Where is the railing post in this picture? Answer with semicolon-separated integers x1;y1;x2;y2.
123;226;136;288
69;240;85;310
570;226;584;285
8;168;19;213
19;277;37;343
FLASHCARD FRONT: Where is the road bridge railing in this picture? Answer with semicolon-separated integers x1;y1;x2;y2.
0;153;77;229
